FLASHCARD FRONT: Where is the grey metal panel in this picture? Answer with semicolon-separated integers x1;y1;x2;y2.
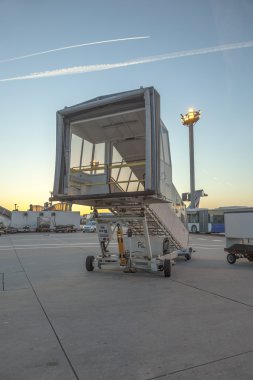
149;89;156;192
153;89;160;194
60;93;147;128
150;203;189;248
225;211;253;239
53;112;64;194
58;87;153;117
70;108;146;144
64;121;71;194
143;87;160;193
159;123;173;201
144;89;152;190
52;190;157;205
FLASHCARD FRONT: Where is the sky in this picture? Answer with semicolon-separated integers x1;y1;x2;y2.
1;0;253;214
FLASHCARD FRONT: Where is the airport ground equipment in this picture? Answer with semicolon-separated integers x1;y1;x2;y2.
224;208;253;264
52;87;193;276
85;206;192;276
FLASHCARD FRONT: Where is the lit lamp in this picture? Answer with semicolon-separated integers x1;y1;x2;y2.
181;108;201;208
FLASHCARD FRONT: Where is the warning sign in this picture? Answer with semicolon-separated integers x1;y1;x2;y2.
97;223;112;240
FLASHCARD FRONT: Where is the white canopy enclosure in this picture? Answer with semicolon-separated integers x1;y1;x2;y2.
53;87;191;276
53;86;183;213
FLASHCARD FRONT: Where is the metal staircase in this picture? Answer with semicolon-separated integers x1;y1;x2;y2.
109;204;183;251
146;206;182;249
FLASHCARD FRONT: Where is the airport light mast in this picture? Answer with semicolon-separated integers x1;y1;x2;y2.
181;108;201;209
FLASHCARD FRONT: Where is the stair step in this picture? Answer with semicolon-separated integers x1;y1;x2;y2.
109;204;182;250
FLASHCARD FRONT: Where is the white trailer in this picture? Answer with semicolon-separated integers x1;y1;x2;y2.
11;211;80;231
224;208;253;264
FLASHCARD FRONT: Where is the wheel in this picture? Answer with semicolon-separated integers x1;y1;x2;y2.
227;253;236;264
191;225;197;233
86;255;95;271
185;254;191;261
164;259;171;277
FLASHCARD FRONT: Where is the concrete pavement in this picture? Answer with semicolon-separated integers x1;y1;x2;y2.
0;232;253;380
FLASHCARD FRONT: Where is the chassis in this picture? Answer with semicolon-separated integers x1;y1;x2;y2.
85;215;192;277
224;244;253;264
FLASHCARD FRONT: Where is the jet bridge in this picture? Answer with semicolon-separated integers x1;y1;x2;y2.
53;87;191;276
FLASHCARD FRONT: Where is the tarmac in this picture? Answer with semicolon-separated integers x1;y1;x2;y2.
0;231;253;380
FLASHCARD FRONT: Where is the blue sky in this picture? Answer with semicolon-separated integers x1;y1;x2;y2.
1;0;253;212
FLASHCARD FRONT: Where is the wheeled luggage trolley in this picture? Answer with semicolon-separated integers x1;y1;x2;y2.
225;244;253;264
224;208;253;265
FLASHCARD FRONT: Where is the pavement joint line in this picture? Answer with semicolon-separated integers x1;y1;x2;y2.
8;236;80;380
0;242;106;247
0;270;24;274
0;246;108;251
190;246;223;250
193;245;223;248
171;279;253;309
145;348;253;379
1;287;30;292
1;272;4;291
0;243;117;248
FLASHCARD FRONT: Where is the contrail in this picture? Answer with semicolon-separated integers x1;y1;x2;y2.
0;36;150;63
1;40;253;82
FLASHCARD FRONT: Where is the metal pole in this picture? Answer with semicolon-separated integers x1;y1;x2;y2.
189;124;195;208
142;216;153;259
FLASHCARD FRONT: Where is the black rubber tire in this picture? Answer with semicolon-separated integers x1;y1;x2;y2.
227;253;236;264
191;225;197;233
164;259;171;277
86;255;95;271
185;254;191;261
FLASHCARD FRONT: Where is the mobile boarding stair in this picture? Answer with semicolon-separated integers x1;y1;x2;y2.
52;86;193;277
89;203;192;277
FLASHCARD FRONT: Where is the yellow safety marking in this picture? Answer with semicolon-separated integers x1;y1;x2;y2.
117;227;127;266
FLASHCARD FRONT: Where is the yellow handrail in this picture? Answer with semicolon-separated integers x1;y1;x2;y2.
70;160;146;174
70;179;145;187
